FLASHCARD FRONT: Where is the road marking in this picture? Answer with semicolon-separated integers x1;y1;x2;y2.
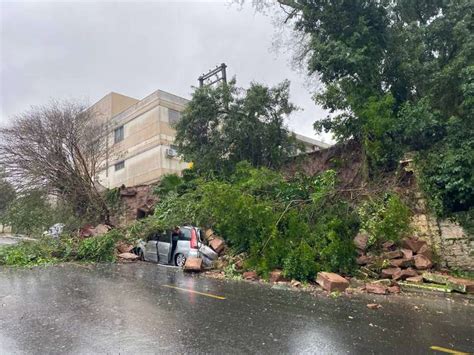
430;346;470;354
162;285;226;300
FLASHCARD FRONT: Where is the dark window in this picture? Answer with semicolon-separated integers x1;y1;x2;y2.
114;161;124;171
114;126;124;143
180;228;191;241
158;234;171;243
168;109;181;125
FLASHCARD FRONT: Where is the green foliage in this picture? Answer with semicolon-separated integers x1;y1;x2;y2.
3;190;54;235
174;79;300;175
152;163;360;280
77;230;121;262
358;194;411;248
283;241;317;281
0;168;15;222
104;188;121;212
281;0;473;215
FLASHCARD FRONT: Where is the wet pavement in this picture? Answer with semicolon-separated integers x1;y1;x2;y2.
0;263;473;354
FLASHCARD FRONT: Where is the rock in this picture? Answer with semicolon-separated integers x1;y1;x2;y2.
389;258;413;268
209;238;225;254
356;255;371;265
118;252;139;261
382;241;396;251
116;242;133;254
381;267;401;279
401;237;426;253
414;254;433;270
387;285;401;294
367;303;382;309
316;272;350;292
383;250;403;260
365;283;388;295
406;275;424;283
269;269;286;283
393;268;418;281
401;248;413;259
243;271;258;281
417;244;433;260
184;257;202;272
353;232;368;251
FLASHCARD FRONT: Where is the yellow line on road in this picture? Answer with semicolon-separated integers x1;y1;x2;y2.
162;285;226;300
430;346;470;354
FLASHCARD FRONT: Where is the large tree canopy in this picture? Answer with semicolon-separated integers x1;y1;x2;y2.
277;0;473;215
174;79;299;174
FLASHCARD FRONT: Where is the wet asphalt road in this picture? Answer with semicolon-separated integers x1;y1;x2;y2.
0;263;473;354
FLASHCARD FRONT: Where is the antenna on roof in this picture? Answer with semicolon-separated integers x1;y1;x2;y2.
198;63;227;87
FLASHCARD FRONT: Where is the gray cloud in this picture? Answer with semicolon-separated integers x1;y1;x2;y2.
1;0;331;142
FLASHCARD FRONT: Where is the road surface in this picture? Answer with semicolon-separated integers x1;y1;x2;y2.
0;263;472;354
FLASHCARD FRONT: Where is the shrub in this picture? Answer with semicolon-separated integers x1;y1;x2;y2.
77;230;121;262
358;193;411;248
283;241;317;281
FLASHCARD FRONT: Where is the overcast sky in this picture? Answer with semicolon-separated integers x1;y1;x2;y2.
1;0;330;142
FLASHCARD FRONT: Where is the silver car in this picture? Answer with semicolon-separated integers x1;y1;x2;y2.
136;226;217;267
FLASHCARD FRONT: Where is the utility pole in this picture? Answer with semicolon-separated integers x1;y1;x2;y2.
198;63;227;87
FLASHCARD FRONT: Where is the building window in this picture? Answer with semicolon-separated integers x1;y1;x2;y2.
114;126;124;143
168;109;181;125
114;161;125;171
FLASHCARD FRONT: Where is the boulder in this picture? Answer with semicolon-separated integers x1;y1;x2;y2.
414;254;433;270
383;250;403;260
406;275;424;284
353;232;368;251
269;269;287;283
417;244;433;260
118;252;139;261
393;268;418;281
381;267;401;279
365;283;388;295
243;271;258;281
402;237;426;253
316;272;349;292
401;248;413;259
209;238;225;254
184;257;202;272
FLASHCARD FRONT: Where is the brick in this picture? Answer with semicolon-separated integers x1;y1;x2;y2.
381;267;401;279
243;271;258;280
383;250;403;260
209;238;225;254
316;272;349;292
401;248;413;259
414;254;433;270
402;237;427;253
184;257;202;271
365;283;388;295
269;269;287;283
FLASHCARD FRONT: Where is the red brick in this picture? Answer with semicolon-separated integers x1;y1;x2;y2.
402;237;427;253
365;283;388;295
269;269;287;283
381;267;401;279
316;272;349;292
243;271;258;281
413;254;433;270
209;238;225;254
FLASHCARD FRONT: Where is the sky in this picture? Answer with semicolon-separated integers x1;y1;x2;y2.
0;0;331;142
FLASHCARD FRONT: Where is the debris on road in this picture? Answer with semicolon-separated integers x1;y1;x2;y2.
269;269;287;283
184;257;203;272
367;303;382;309
118;252;139;261
316;272;349;292
243;271;258;281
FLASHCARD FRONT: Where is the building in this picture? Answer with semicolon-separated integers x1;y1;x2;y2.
90;89;329;189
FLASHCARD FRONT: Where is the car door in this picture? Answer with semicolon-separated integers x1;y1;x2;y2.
157;233;171;264
144;234;159;262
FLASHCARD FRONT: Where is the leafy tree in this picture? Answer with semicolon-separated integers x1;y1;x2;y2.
174;79;300;175
275;0;473;215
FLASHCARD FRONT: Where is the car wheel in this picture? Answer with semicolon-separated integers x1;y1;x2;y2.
175;253;186;267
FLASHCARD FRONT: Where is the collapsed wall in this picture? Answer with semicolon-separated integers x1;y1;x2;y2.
285;142;473;271
110;184;158;227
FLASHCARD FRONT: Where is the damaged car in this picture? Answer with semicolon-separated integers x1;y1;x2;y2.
135;226;218;267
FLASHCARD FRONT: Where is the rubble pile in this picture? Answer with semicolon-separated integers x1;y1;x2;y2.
354;233;474;294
